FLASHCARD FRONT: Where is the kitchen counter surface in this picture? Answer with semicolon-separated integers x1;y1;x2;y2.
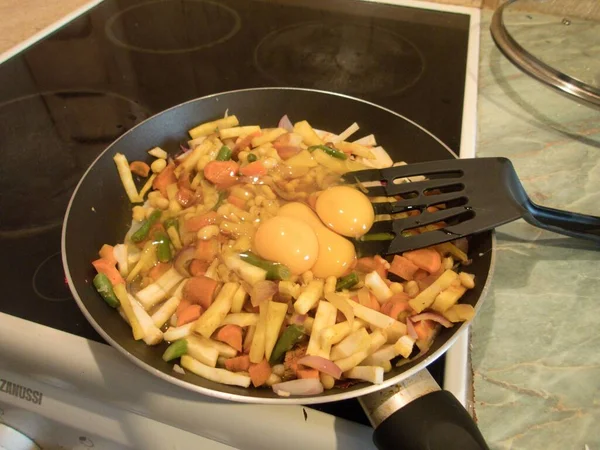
1;2;599;449
472;10;600;450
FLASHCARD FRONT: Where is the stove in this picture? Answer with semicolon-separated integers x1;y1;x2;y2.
0;0;479;448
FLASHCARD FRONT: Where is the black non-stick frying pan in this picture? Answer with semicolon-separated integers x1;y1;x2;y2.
62;88;494;450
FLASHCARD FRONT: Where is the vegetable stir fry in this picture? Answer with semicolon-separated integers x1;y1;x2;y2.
91;113;476;396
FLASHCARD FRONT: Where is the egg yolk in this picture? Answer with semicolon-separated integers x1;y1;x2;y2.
253;216;319;275
277;202;356;278
315;186;375;238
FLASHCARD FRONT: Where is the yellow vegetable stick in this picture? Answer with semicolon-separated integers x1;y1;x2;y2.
193;282;237;338
293;120;323;146
138;173;157;200
113;284;144;340
249;301;268;363
181;355;250;388
408;270;459;313
251;128;287;147
264;301;288;361
306;300;337;358
219;125;260;140
113;153;141;203
188;115;239;139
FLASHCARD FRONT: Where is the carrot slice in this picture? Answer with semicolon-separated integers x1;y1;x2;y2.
149;262;172;281
129;161;150;177
381;293;411;319
239;161;267;177
98;244;117;266
297;368;319;379
248;358;272;387
413;319;436;341
177;304;203;326
152;163;177;197
176;298;191;318
356;256;387;278
189;259;209;277
273;144;300;160
182;276;219;310
184;211;218;233
225;355;251;372
389;255;419;281
403;248;442;274
203;160;239;188
215;324;243;352
227;195;246;209
195;238;219;261
92;258;124;285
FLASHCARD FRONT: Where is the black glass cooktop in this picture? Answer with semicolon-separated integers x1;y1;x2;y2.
0;0;469;426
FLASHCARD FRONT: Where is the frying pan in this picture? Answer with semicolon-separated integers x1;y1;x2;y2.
62;88;494;450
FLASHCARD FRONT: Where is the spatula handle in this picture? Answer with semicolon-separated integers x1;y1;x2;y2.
524;201;600;242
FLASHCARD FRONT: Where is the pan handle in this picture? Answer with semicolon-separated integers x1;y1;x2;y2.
359;370;489;450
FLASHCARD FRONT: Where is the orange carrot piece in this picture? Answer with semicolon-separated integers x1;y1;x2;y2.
239;161;267;177
152;163;177;197
182;276;219;310
92;258;124;285
248;358;272;387
389;255;419;281
227;195;246;209
129;161;150;177
233;131;261;154
369;293;381;312
149;262;172;281
356;256;387;279
184;211;219;233
225;355;251;372
98;244;117;266
203;160;239;188
273;144;300;160
189;259;209;277
403;248;442;274
413;319;436;341
176;298;191;318
297;368;319;379
177;304;203;326
195;238;219;262
382;294;411;319
216;324;243;352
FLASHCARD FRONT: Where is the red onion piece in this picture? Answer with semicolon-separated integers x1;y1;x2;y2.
290;314;307;326
297;355;342;380
410;312;453;328
174;246;196;277
272;378;324;397
250;280;278;307
278;114;294;132
406;318;418;340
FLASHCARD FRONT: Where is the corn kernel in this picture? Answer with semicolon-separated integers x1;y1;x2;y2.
151;158;167;173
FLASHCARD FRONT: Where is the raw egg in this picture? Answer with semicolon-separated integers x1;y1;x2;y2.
315;186;374;238
254;216;319;275
278;202;356;278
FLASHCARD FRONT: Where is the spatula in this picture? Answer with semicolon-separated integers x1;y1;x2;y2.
347;157;600;256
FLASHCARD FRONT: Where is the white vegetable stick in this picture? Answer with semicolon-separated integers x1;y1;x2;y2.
330;328;370;361
194;282;237;338
344;366;384;384
113;244;128;277
409;270;459;313
155;268;184;294
306;301;337;358
148;146;168;159
196;335;238;358
187;136;207;150
360;345;397;366
230;285;247;314
264;301;288;361
185;335;219;367
163;323;194;341
222;313;259;327
395;335;416;359
335;349;370;373
367;329;388;356
181;355;251;388
130;296;163;345
349;301;405;331
384;321;408;344
151;296;180;328
331;122;359;143
135;283;165;310
321;319;365;347
224;254;267;286
360;146;393;169
113;153;140;203
353;134;376;146
294;280;324;315
365;271;393;303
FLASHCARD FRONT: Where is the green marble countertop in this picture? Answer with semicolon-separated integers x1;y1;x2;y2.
472;10;600;449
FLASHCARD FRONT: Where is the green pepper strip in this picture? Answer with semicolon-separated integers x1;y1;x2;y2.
247;153;258;163
335;272;359;291
93;273;120;308
154;230;172;263
360;232;395;241
239;252;291;281
162;339;188;361
131;210;162;243
308;144;348;160
269;325;305;365
216;145;232;161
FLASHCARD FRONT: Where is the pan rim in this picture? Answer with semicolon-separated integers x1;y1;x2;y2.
61;86;495;405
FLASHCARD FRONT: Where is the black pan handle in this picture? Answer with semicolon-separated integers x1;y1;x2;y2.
360;371;489;450
523;201;600;242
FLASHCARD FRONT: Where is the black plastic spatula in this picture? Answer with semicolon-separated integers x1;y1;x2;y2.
349;157;600;255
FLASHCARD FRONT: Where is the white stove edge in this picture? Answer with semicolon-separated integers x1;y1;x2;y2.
0;0;480;448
